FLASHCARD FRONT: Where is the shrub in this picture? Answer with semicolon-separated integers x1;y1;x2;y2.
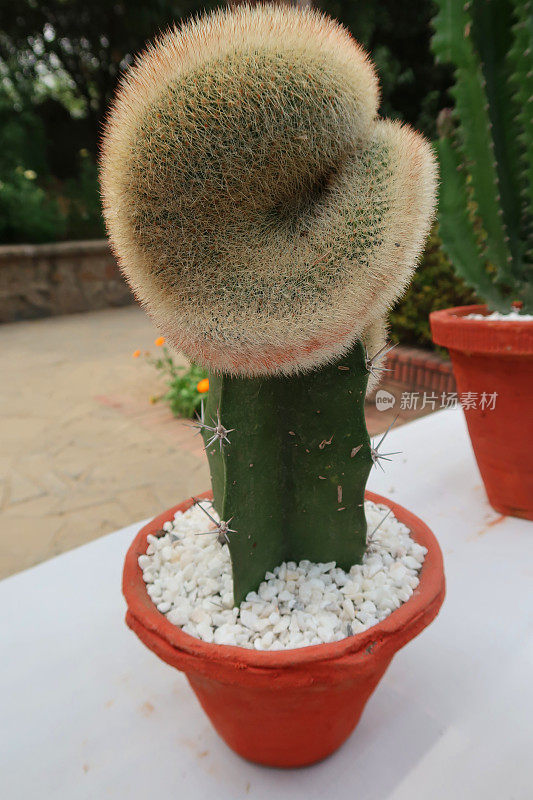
142;342;208;419
63;150;106;240
0;167;65;243
318;0;453;138
389;226;478;349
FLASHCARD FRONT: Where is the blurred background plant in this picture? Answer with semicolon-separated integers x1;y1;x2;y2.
431;0;533;313
0;0;449;245
390;225;478;349
0;0;473;349
135;338;208;419
0;0;213;242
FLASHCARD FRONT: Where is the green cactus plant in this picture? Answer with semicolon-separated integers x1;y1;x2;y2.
100;4;437;604
432;0;533;313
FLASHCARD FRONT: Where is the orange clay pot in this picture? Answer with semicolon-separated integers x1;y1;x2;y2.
123;490;445;768
431;304;533;520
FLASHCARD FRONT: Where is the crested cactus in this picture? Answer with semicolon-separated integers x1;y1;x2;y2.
432;0;533;313
101;4;436;604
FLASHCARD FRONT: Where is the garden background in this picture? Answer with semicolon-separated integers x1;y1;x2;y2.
0;0;479;578
1;0;477;348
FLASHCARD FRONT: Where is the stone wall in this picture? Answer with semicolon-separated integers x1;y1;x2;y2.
0;240;135;323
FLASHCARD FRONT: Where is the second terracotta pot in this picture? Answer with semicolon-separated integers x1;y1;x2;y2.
431;304;533;520
123;491;445;767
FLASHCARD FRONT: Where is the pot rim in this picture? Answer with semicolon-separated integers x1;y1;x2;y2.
123;490;445;673
430;304;533;354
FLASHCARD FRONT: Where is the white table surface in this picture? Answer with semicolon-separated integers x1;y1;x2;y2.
1;408;532;800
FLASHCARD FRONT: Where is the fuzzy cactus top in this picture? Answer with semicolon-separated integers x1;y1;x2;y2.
100;3;437;376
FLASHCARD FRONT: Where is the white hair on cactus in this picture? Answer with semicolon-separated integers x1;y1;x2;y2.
100;3;437;376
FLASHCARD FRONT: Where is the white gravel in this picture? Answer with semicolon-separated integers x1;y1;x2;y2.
139;500;427;650
466;311;533;321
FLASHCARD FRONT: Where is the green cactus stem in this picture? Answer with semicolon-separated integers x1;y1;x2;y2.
201;340;373;604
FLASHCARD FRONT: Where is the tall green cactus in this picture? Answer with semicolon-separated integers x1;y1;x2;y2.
432;0;533;312
101;5;437;604
201;341;373;604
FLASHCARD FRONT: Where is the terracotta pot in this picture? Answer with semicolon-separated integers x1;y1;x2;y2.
123;490;445;767
430;304;533;520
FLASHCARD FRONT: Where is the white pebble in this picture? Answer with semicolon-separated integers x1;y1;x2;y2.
139;500;426;651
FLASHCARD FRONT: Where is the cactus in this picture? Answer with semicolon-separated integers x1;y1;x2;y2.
100;4;436;604
432;0;533;313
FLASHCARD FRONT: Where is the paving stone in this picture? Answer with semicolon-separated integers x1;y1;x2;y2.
0;516;63;577
6;473;46;505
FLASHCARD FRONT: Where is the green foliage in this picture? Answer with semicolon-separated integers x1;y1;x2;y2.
0;0;219;244
1;0;451;152
0;85;106;242
1;1;452;244
0;150;105;244
62;151;105;240
432;0;533;312
0;0;218;156
0;95;65;243
0;97;49;176
0;167;65;244
389;226;478;349
147;346;208;419
318;0;453;138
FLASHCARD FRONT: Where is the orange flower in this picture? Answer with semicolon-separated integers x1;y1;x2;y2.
196;378;209;394
132;349;141;358
155;336;166;346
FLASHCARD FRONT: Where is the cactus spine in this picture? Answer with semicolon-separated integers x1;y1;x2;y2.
432;0;533;312
100;5;437;605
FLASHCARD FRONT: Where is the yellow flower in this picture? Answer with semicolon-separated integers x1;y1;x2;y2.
132;349;141;358
155;336;165;346
196;378;209;394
